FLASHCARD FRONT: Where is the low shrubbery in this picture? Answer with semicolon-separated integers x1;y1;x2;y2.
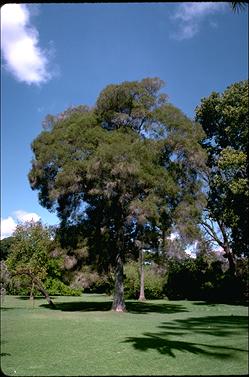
44;277;82;296
165;257;248;303
124;261;166;299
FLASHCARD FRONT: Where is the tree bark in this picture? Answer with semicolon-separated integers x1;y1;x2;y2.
223;244;236;276
201;219;236;276
33;277;55;307
219;221;236;276
30;281;35;301
138;248;146;301
112;253;126;312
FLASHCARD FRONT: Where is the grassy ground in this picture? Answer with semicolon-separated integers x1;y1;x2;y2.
1;294;248;376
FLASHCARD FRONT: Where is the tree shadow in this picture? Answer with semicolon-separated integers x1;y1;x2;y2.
157;315;248;338
16;296;51;300
192;300;248;307
123;315;248;359
0;340;11;357
40;300;113;312
125;301;188;314
40;299;188;314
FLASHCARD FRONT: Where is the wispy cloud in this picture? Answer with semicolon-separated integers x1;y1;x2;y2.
170;2;227;41
1;4;54;85
1;211;41;239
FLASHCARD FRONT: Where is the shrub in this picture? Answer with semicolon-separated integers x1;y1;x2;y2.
44;277;82;296
124;261;165;299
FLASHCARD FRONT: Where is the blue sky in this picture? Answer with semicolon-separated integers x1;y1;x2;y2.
1;3;248;239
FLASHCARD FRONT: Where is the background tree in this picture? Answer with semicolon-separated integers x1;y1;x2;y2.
6;221;56;306
195;80;249;274
0;236;15;261
29;78;206;311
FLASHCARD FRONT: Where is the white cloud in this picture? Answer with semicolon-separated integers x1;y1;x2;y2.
1;4;53;85
14;210;41;223
1;211;41;239
171;2;226;40
0;217;17;239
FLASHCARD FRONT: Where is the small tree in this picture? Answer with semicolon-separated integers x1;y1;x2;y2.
6;221;55;307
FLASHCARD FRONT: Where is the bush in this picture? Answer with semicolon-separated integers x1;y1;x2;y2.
124;261;165;299
124;261;140;299
165;258;200;300
44;277;82;296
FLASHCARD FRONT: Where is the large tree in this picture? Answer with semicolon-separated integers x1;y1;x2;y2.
195;80;249;274
29;78;206;311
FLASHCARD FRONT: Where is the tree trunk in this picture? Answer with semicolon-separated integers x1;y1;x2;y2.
112;253;126;312
12;270;55;308
30;281;35;301
223;244;236;276
138;248;146;301
33;277;55;308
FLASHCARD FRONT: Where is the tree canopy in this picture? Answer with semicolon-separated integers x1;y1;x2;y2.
6;221;56;305
195;80;249;272
29;77;206;311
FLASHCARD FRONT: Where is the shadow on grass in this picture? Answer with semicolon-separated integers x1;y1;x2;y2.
41;300;113;312
40;300;188;314
16;296;52;300
123;315;248;359
157;315;248;337
192;300;248;307
126;301;188;314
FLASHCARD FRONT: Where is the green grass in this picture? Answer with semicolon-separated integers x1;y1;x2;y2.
1;294;248;376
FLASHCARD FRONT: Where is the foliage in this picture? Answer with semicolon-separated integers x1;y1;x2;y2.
6;221;52;280
44;277;82;296
5;221;67;299
195;80;249;265
124;261;166;299
69;265;114;294
29;77;206;310
0;260;10;296
0;236;15;260
164;253;248;303
165;258;200;300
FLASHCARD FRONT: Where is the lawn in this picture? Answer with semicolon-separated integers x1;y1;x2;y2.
1;294;248;376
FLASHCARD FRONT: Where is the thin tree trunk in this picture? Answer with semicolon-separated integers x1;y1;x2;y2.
33;276;55;308
138;248;146;301
219;222;236;276
112;253;126;312
12;270;55;307
30;281;35;301
223;244;236;276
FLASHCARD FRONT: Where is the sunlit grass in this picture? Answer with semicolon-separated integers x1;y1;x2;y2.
1;294;248;376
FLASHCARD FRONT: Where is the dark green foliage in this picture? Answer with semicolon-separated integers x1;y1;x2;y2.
166;258;200;300
29;78;206;310
0;236;15;260
164;254;248;303
196;80;249;265
44;277;82;296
